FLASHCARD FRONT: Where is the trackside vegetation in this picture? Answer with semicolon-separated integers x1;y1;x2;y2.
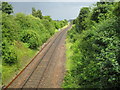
63;1;120;88
1;2;68;85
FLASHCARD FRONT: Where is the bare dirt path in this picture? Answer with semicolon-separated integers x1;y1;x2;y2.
5;24;72;89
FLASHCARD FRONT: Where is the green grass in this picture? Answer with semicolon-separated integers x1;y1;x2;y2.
62;24;69;29
62;37;78;88
55;29;59;33
65;39;73;71
0;61;2;88
55;24;69;33
2;41;37;85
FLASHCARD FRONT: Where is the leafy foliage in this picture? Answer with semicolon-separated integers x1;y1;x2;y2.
2;3;68;66
2;13;20;41
63;2;120;88
53;20;68;29
1;2;13;14
2;2;68;85
2;40;17;66
20;30;41;49
32;7;43;19
76;7;90;32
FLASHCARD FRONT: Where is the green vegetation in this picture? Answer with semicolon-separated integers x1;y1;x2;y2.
32;7;43;19
1;2;68;85
63;2;120;88
1;2;13;14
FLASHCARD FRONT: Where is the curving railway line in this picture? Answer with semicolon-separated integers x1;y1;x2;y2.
4;24;72;89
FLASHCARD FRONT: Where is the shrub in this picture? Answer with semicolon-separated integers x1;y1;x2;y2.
2;40;17;65
20;30;41;49
2;13;20;41
41;19;55;36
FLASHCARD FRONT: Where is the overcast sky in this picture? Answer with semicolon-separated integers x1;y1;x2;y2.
2;0;100;2
10;2;98;20
2;0;101;20
2;0;119;20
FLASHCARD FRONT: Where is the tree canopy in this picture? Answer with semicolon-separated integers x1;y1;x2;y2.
1;2;13;14
32;7;43;19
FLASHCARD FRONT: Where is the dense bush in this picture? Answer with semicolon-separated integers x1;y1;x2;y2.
2;40;17;65
2;13;20;41
20;30;41;49
1;2;13;14
75;7;90;33
63;2;120;88
53;20;68;29
41;19;55;36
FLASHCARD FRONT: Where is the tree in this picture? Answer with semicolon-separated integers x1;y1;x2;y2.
113;2;120;17
1;2;13;14
36;10;43;19
91;2;113;23
32;7;36;17
43;16;52;22
32;7;43;19
76;7;90;33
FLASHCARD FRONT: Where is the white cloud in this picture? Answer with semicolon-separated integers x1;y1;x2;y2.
1;0;100;2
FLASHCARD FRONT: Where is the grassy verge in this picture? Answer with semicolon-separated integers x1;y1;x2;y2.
0;61;2;88
63;24;73;72
62;38;78;88
62;25;80;88
62;34;77;88
2;41;37;85
65;39;73;71
62;24;69;29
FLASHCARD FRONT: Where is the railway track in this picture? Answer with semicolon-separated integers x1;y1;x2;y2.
4;24;72;89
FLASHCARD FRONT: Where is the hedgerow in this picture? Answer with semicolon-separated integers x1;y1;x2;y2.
63;2;120;88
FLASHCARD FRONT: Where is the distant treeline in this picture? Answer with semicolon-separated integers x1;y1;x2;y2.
63;1;120;88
